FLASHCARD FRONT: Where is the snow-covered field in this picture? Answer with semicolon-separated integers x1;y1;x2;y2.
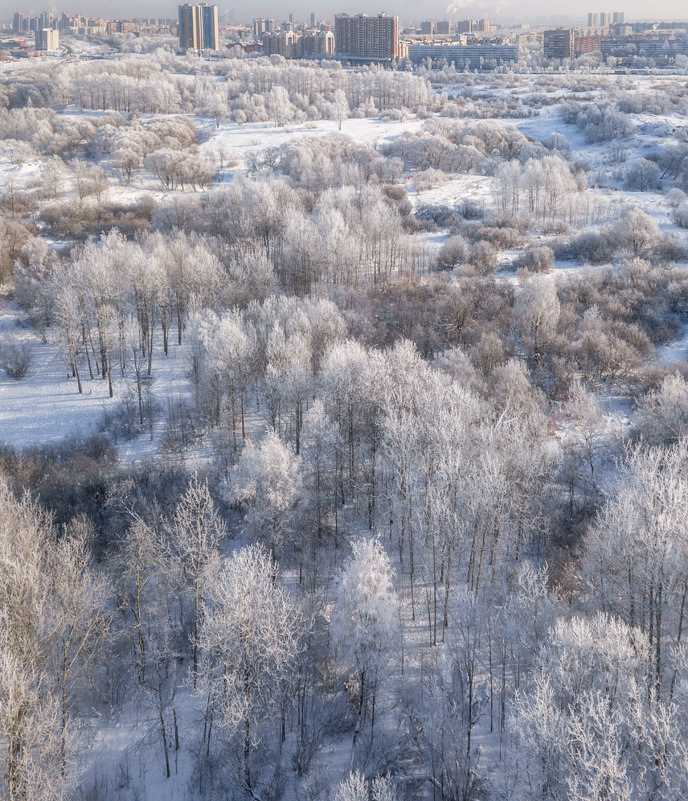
0;301;199;460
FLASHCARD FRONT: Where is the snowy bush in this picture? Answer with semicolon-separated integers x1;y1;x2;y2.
437;235;468;269
517;245;554;273
1;336;32;379
624;158;661;191
671;202;688;228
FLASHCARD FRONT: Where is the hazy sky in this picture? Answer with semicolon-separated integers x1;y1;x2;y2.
5;0;688;27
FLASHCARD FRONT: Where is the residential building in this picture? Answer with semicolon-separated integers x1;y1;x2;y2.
588;12;599;27
178;3;219;50
334;13;399;62
436;20;450;34
456;19;473;33
477;19;490;31
302;29;335;55
408;41;518;68
575;31;608;52
544;28;575;58
420;20;435;35
35;27;59;50
262;30;300;57
106;20;137;33
600;12;611;27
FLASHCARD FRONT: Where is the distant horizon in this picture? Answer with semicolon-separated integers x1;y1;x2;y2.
4;1;688;28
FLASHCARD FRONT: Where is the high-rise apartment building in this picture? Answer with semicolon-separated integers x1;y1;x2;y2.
334;13;399;62
35;28;59;50
477;18;490;31
310;12;316;27
302;29;335;55
13;12;24;32
178;3;219;50
262;29;300;56
436;20;450;34
420;20;434;35
456;19;473;33
589;11;622;27
544;28;575;58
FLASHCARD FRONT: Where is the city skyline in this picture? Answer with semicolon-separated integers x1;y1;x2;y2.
3;0;688;26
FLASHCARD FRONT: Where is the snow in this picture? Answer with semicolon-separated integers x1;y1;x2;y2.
0;302;115;448
0;301;198;461
658;320;688;367
408;173;497;209
77;690;201;801
198;115;426;174
5;58;688;801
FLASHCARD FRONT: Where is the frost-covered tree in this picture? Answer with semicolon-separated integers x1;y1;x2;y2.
198;544;302;792
624;158;661;191
333;89;349;131
512;275;560;360
267;85;292;128
51;518;110;771
226;429;302;559
330;537;399;766
635;372;688;445
169;476;224;687
582;440;688;699
610;207;660;256
509;613;688;801
0;481;86;801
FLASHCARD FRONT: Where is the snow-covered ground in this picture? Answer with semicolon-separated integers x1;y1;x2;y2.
0;301;197;459
0;302;115;447
198;115;426;174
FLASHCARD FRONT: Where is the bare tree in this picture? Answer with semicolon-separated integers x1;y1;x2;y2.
198;544;302;793
169;475;224;688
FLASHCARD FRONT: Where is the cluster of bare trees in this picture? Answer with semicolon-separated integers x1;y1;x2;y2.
7;47;688;801
0;53;436;123
41;230;222;402
0;481;108;801
6;342;688;799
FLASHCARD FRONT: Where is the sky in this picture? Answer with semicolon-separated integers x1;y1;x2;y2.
4;0;688;27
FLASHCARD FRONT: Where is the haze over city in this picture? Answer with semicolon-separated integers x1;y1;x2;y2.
3;0;688;24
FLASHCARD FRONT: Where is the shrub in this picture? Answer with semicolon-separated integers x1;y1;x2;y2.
468;241;498;275
437;235;468;269
517;246;554;273
1;336;32;379
472;225;523;249
624;158;661;191
562;230;615;264
671;202;688;229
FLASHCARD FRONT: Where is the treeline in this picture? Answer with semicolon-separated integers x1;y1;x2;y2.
2;53;436;120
